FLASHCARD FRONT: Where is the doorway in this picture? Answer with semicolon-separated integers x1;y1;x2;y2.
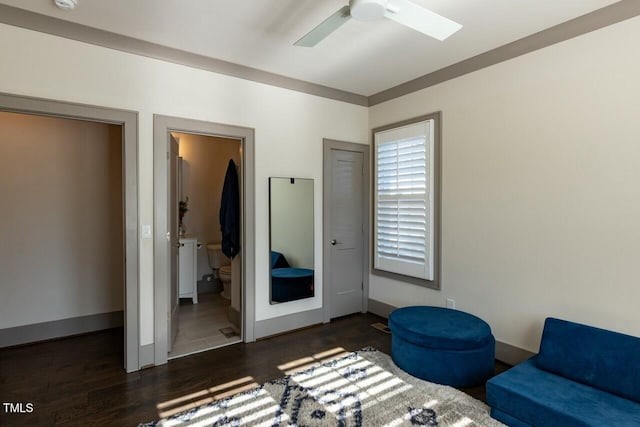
0;94;140;372
153;115;256;366
167;131;243;359
322;139;370;322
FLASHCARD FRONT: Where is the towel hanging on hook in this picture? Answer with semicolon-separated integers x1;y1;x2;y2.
220;159;240;259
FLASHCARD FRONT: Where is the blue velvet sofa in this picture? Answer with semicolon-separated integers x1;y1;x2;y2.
486;318;640;426
270;251;314;303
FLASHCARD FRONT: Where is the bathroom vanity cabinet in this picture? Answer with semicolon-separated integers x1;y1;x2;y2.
178;237;198;304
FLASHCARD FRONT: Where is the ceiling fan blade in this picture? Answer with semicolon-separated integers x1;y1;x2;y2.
294;5;351;47
385;0;461;41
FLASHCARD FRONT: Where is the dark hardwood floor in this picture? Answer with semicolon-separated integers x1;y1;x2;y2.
0;313;509;426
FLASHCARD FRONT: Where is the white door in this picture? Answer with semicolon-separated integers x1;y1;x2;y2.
329;149;365;318
168;135;180;351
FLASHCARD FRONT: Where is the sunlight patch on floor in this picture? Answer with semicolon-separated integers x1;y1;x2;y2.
313;347;348;359
450;416;474;427
276;356;315;371
277;346;349;374
161;390;285;427
152;348;459;426
156;376;259;418
285;351;420;421
381;399;444;427
156;389;211;410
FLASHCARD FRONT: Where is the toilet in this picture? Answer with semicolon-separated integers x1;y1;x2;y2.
218;265;232;300
206;243;231;300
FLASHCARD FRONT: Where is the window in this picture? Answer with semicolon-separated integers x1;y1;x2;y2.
372;113;440;288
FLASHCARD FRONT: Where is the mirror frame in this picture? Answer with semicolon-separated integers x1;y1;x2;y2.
268;177;315;304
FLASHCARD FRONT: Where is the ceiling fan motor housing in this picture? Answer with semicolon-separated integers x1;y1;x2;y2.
350;0;388;21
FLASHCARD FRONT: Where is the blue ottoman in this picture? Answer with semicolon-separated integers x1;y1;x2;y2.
389;306;495;387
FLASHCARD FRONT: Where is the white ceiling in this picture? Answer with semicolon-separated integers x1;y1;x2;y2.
0;0;620;95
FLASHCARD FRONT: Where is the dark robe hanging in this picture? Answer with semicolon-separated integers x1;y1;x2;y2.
220;159;240;259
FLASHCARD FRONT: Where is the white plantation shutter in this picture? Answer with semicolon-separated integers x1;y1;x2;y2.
374;120;434;280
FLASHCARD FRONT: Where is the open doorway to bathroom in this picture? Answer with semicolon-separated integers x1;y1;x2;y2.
153;114;255;366
166;132;243;359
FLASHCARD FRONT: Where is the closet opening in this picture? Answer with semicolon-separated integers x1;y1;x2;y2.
0;110;126;366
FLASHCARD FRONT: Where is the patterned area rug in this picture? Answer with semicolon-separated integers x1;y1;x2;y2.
141;347;505;426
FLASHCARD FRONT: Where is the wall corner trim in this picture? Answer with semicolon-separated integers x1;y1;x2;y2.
1;2;637;108
0;4;367;107
368;0;640;106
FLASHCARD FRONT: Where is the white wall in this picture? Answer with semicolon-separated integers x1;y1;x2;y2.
369;16;640;353
0;112;123;329
0;23;368;344
174;132;241;280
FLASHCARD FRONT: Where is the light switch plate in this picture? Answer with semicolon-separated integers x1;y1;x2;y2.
141;224;152;239
446;299;456;309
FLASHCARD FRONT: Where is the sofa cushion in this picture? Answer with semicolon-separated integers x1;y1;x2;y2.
270;251;290;269
537;317;640;403
486;357;640;427
489;408;530;427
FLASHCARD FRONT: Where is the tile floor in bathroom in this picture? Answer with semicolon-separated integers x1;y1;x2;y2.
168;292;241;359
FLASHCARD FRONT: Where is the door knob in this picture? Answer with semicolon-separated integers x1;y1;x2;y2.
174;242;181;248
330;239;337;246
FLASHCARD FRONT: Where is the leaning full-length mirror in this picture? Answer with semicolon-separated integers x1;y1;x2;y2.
269;177;314;304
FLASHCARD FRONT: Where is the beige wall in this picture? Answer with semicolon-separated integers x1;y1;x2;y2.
369;16;640;353
270;178;314;270
0;23;369;343
8;13;636;349
174;132;241;280
0;112;123;329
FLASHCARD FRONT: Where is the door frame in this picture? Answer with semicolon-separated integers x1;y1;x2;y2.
168;135;180;353
153;115;256;366
0;92;140;372
322;139;370;323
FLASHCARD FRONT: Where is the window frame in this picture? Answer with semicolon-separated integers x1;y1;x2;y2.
371;112;442;290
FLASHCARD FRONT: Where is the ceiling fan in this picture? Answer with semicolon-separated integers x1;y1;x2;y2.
294;0;462;47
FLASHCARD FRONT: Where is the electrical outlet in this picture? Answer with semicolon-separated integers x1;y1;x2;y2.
446;299;456;309
141;224;152;239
